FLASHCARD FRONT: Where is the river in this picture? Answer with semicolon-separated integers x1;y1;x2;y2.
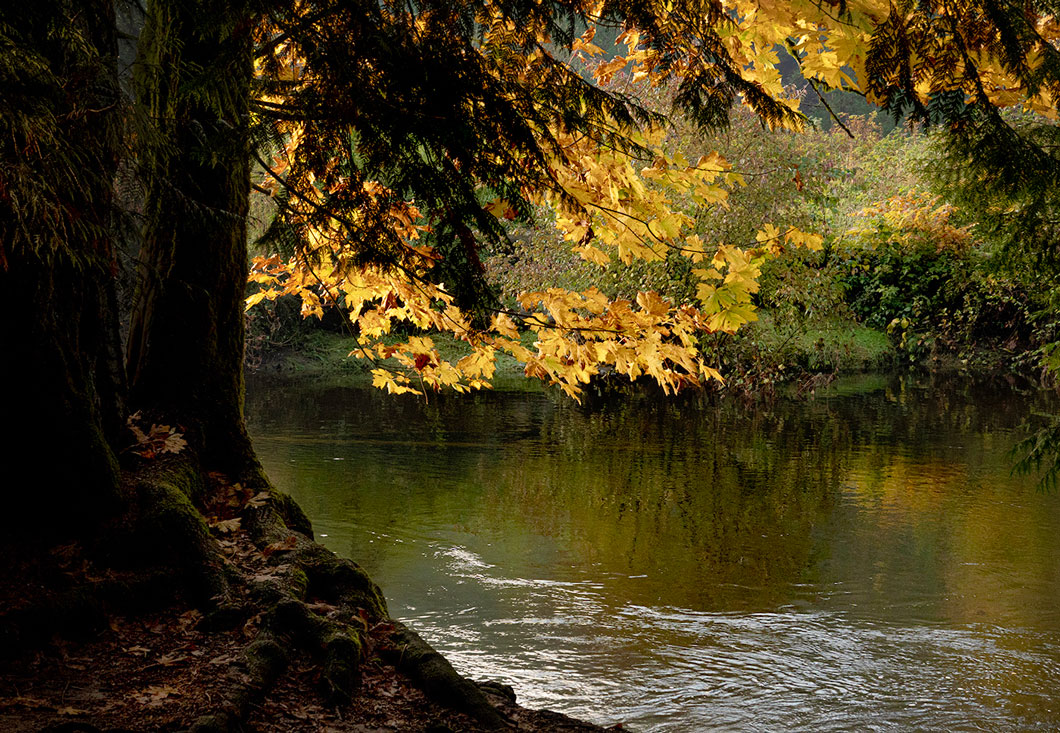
246;373;1060;731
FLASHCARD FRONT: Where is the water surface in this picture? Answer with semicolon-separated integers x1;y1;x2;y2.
246;375;1060;731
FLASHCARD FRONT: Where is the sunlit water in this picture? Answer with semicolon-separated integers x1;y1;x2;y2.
246;374;1060;731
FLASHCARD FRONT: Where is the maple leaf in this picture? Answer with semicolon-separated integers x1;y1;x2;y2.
246;491;271;508
262;535;298;557
56;706;88;716
135;685;181;706
162;431;187;454
125;415;187;459
209;517;242;534
154;652;188;667
594;55;628;81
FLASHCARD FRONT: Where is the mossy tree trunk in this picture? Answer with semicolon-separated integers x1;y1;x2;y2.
0;1;126;534
126;0;263;484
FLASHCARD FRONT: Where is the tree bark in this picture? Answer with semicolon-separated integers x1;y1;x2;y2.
127;0;262;483
0;2;125;534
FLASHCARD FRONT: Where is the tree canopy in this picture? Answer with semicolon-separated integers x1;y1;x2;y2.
1;1;1059;729
0;0;1055;516
244;0;1060;399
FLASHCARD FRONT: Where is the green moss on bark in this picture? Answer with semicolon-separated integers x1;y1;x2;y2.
127;0;260;483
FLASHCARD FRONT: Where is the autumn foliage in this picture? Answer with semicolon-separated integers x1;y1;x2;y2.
246;1;1060;398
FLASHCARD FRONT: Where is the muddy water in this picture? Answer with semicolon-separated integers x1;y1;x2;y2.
246;375;1060;731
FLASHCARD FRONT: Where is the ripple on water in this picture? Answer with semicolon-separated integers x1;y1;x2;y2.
404;595;1060;732
246;379;1060;732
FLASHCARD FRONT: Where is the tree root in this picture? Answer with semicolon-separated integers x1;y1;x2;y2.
220;491;514;729
383;621;514;729
3;457;514;731
122;471;232;604
185;493;375;730
187;636;288;733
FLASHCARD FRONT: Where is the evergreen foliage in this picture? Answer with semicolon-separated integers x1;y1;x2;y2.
862;0;1060;487
0;3;123;268
863;0;1060;274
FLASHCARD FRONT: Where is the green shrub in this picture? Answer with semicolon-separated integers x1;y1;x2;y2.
836;195;1036;363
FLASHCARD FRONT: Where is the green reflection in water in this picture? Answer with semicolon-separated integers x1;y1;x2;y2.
246;374;1060;731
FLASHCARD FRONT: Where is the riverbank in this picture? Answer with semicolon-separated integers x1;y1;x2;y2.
253;309;1041;399
248;328;543;391
247;313;1032;397
249;314;898;383
0;482;621;732
240;373;1060;730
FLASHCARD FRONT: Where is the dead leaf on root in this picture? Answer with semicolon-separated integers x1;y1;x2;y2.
57;706;88;716
250;571;283;583
210;517;242;534
246;491;271;508
126;414;187;459
262;535;298;557
306;601;338;616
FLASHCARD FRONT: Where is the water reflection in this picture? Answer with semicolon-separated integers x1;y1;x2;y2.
246;374;1060;731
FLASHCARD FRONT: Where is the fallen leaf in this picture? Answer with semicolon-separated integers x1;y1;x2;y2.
162;431;187;454
250;571;282;583
246;491;271;508
222;483;246;508
210;517;242;534
177;609;203;629
135;685;181;706
242;611;264;637
125;415;188;459
262;535;298;557
57;706;88;716
216;538;238;554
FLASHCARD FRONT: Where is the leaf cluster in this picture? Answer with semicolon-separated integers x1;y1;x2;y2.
251;1;657;310
0;3;124;269
862;0;1060;273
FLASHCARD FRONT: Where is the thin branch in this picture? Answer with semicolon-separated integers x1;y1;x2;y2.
808;77;855;139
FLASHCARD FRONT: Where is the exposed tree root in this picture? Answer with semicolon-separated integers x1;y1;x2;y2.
224;485;512;729
383;621;513;729
1;456;617;732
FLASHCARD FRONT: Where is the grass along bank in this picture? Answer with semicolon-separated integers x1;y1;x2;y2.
247;313;898;396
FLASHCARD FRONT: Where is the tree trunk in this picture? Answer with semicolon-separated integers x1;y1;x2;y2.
126;0;262;483
0;2;125;535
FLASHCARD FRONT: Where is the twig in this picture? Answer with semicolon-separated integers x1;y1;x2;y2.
808;77;855;139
